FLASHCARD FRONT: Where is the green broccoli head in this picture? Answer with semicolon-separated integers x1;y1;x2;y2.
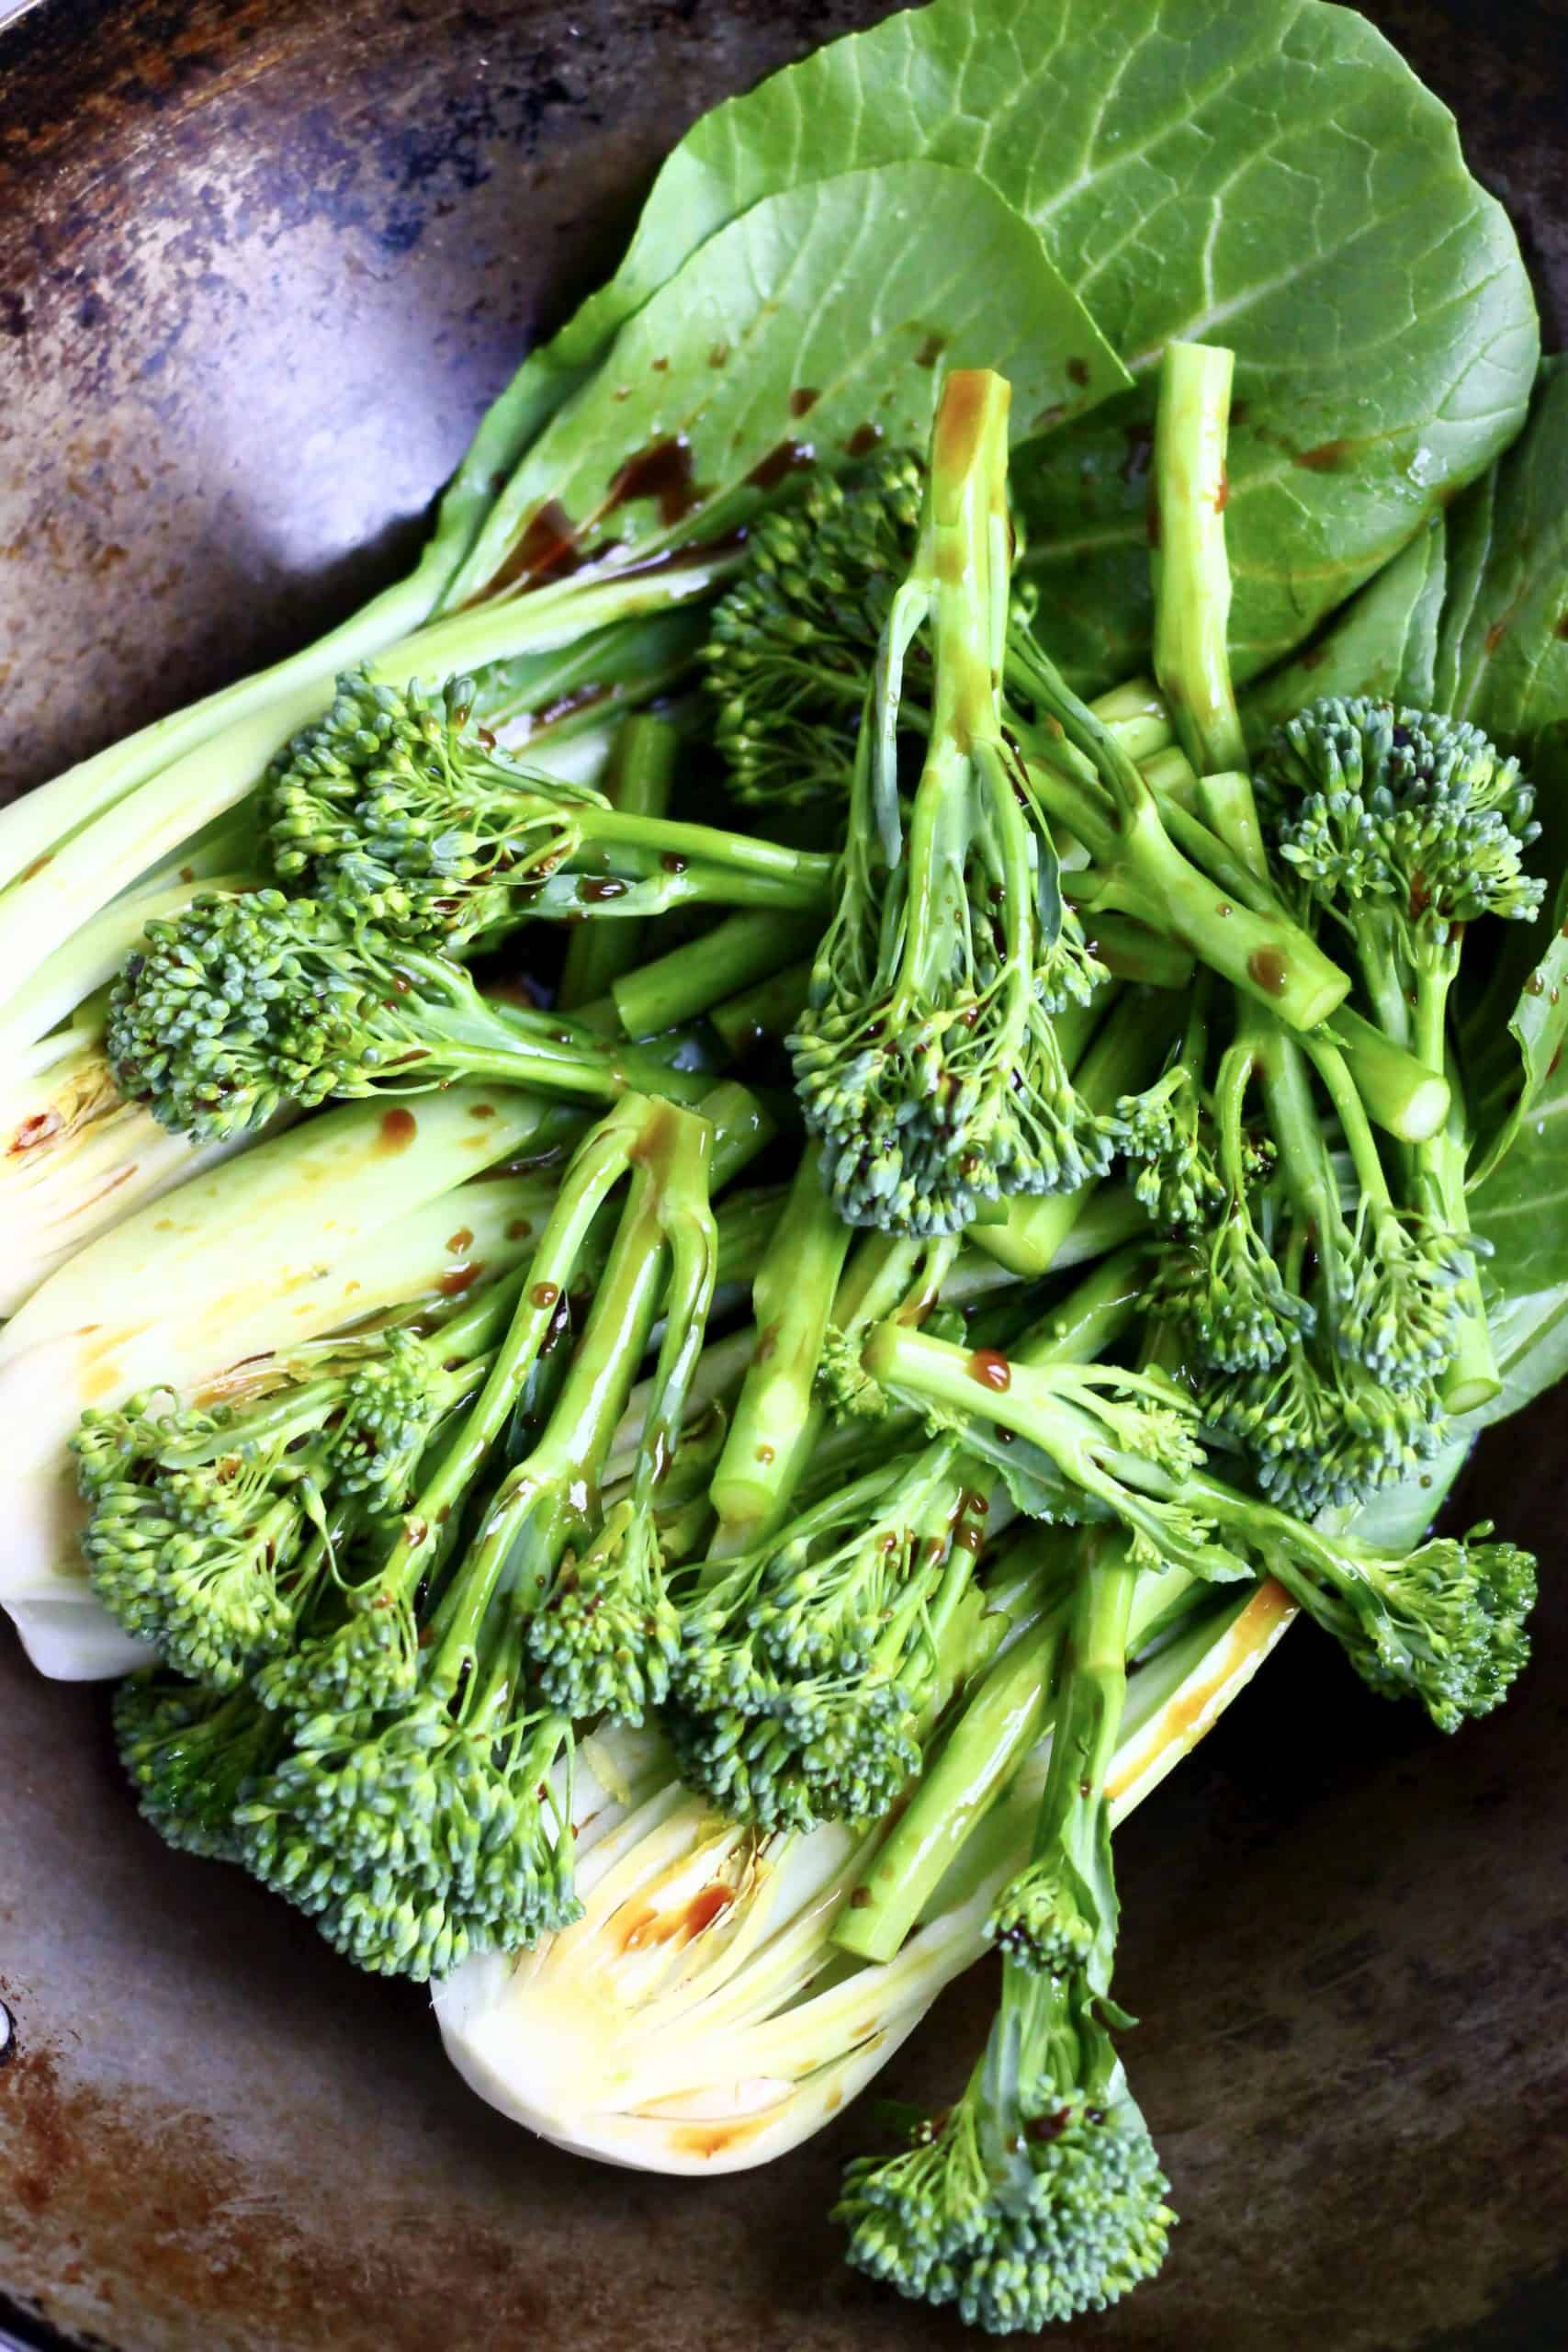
268;669;598;946
705;449;924;809
1279;1521;1537;1736
236;1687;581;1981
1110;1060;1224;1233
82;1453;310;1689
107;889;393;1138
525;1498;681;1726
838;2047;1173;2331
113;1671;287;1862
1259;698;1544;932
987;1855;1098;1977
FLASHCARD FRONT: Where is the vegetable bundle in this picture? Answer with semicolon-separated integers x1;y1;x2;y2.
4;0;1566;2335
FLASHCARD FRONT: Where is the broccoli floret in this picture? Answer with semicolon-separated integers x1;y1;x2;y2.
790;371;1114;1237
666;1442;993;1830
267;668;829;950
107;889;709;1140
837;1971;1173;2331
231;1093;727;1976
864;1318;1536;1736
73;1305;503;1688
1258;698;1545;1417
705;450;924;809
113;1669;287;1861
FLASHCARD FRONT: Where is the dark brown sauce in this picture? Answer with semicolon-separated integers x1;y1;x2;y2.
446;1227;474;1252
789;386;821;417
967;1347;1011;1393
531;1282;561;1309
1214;466;1230;514
605;435;703;526
475;499;582;600
1066;356;1089;389
684;1884;734;1936
915;331;947;368
754;1443;776;1464
8;1109;63;1155
1484;619;1507;653
708;343;729;368
506;1217;533;1241
1247;948;1289;997
579;876;629;902
436;1262;482;1298
378;1108;418;1152
1294;438;1355;472
847;422;884;458
745;438;816;492
468;1102;496;1119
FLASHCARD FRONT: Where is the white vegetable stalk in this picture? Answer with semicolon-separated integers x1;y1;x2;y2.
435;1581;1294;2173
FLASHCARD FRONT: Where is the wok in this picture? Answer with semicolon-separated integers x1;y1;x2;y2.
1;0;1565;2344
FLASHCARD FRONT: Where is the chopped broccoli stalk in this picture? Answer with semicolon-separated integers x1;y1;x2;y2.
836;1529;1203;1965
863;1321;1536;1734
107;889;716;1140
706;1141;853;1545
556;716;678;1010
1150;341;1249;783
268;669;830;952
1009;634;1347;1029
709;957;816;1061
793;371;1113;1235
612;908;821;1040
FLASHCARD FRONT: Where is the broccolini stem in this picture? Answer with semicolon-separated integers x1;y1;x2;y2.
1015;657;1348;1027
613;909;820;1039
1323;1005;1450;1144
707;1142;853;1547
1151;341;1248;779
710;959;815;1059
1412;967;1500;1413
557;718;678;1011
427;1104;715;1677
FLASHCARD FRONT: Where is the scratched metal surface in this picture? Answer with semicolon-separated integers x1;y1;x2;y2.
1;0;1566;2345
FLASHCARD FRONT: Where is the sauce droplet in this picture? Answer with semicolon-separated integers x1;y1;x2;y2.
437;1262;482;1297
745;439;816;492
788;386;821;418
605;435;703;526
1247;947;1289;997
967;1348;1011;1392
446;1227;474;1252
847;422;884;458
378;1108;418;1152
532;1282;562;1309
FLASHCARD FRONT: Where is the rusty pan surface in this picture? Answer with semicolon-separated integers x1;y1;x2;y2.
1;0;1566;2344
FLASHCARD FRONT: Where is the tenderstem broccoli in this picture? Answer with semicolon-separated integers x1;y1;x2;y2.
862;1319;1536;1735
1259;696;1544;1412
107;888;717;1141
267;668;831;952
836;1520;1173;2335
792;369;1114;1236
230;1091;734;1976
